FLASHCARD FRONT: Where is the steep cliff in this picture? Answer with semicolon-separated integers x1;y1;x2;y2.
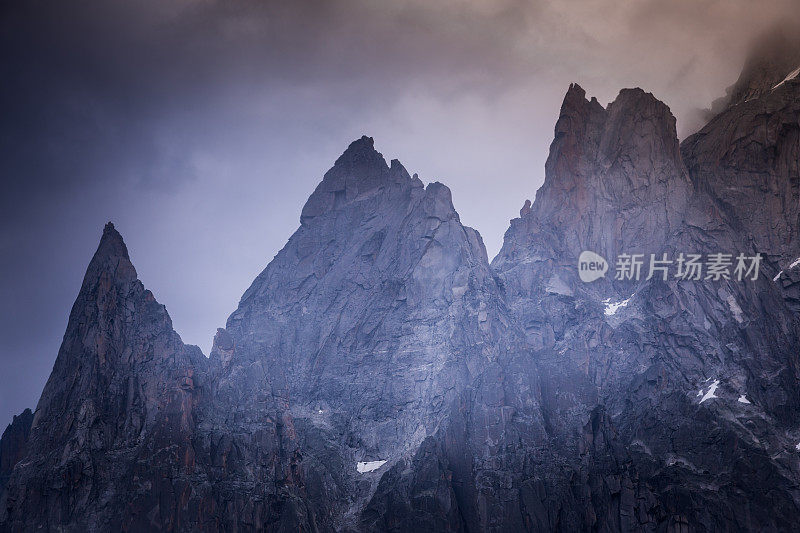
0;224;209;531
359;81;800;531
682;48;800;313
488;81;800;530
216;136;541;530
3;51;800;532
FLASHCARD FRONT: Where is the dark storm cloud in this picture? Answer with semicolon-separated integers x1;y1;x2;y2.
2;0;799;425
0;0;537;205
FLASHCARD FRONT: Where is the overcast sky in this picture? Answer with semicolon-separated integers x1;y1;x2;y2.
2;0;799;426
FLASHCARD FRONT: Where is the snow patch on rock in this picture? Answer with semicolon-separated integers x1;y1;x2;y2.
773;257;800;281
772;65;800;90
357;460;387;473
738;395;751;404
603;297;630;316
699;380;720;404
726;295;744;324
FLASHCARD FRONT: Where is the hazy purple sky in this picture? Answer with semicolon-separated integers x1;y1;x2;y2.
2;0;799;426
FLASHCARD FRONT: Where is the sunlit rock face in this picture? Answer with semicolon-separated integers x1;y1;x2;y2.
3;52;800;532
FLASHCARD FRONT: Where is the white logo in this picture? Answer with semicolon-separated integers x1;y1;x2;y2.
578;251;608;282
577;251;762;282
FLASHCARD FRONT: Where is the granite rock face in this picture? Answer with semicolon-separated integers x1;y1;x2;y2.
3;53;800;532
218;136;540;530
683;55;800;273
526;85;691;262
364;79;800;531
487;81;800;531
0;223;209;531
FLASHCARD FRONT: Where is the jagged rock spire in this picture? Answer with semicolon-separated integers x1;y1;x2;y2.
300;135;413;225
524;84;689;262
78;221;137;292
29;222;183;439
332;135;385;169
1;222;206;530
98;221;129;259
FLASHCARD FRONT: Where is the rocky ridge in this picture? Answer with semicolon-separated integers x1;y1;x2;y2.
2;49;800;532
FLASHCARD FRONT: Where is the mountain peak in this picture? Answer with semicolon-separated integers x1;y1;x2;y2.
301;136;412;225
334;135;381;167
604;87;680;158
564;82;586;101
83;221;135;284
524;83;687;260
95;221;129;259
329;135;388;180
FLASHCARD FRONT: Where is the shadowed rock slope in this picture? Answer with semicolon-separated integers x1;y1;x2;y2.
0;409;32;494
0;224;209;531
